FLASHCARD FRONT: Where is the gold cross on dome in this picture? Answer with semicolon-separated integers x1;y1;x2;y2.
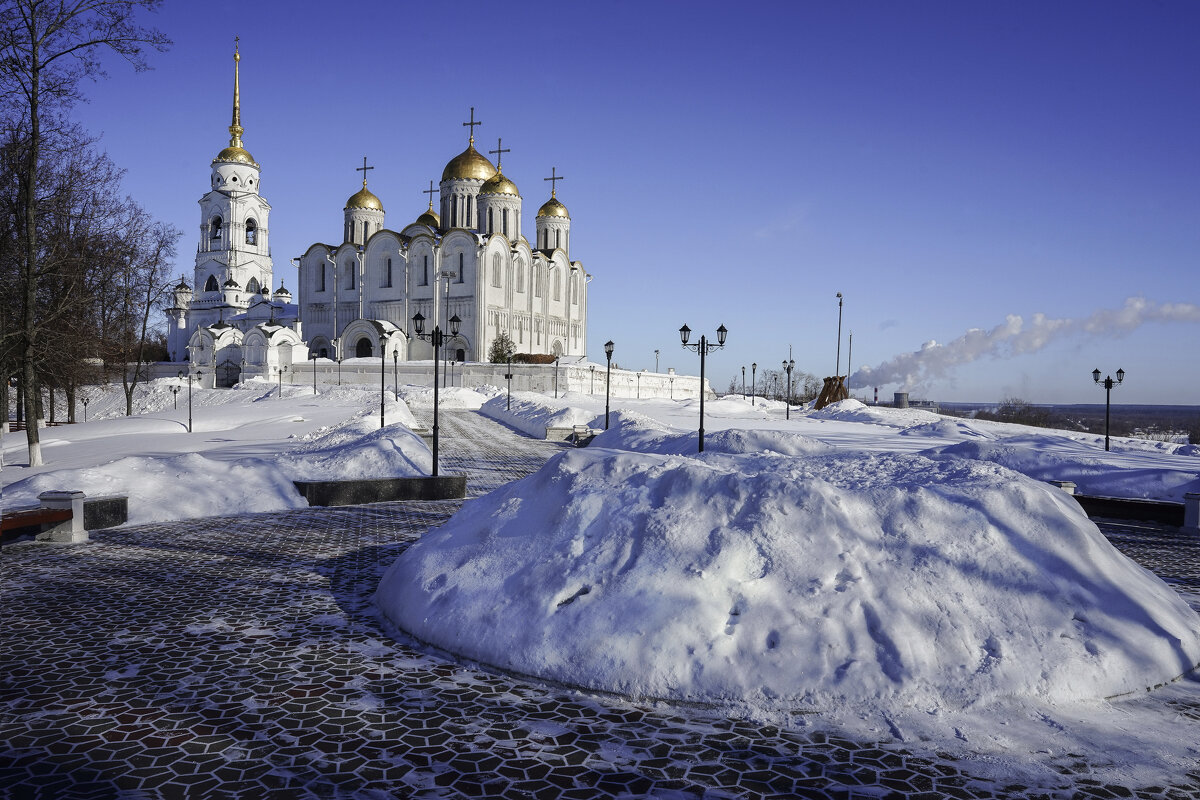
544;166;564;197
489;138;510;171
462;107;482;144
356;156;374;185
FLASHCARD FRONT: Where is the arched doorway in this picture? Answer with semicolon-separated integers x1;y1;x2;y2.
356;338;373;358
455;347;466;362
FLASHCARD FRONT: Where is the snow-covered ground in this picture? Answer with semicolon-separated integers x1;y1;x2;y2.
5;377;1200;786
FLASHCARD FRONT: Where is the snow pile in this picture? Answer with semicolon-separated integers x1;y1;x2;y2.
591;410;834;457
809;399;944;428
376;447;1200;711
480;392;597;439
400;385;489;410
929;435;1200;501
280;399;430;480
3;452;307;524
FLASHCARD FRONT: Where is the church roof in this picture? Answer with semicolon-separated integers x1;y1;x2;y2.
416;208;440;228
537;196;570;218
480;170;519;197
442;141;496;182
213;42;258;167
346;181;384;211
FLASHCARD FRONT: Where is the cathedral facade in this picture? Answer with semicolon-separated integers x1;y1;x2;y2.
167;47;590;381
297;120;589;365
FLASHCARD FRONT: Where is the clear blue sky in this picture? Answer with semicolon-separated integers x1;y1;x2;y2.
72;0;1199;404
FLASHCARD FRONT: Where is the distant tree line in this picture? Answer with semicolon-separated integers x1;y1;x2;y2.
0;0;174;465
726;366;821;404
949;397;1200;445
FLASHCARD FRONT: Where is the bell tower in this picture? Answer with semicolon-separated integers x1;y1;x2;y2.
189;38;273;332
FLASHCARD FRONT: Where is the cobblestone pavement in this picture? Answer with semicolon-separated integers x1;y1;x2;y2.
2;411;1198;799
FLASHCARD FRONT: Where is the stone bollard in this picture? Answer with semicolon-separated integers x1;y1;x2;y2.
36;490;89;544
1048;480;1077;495
1185;493;1200;534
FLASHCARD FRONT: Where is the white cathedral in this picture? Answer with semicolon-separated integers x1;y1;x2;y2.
167;45;590;384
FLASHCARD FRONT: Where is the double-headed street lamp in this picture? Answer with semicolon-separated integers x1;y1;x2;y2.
680;323;728;452
412;312;460;477
1092;367;1125;452
604;340;615;429
782;358;795;419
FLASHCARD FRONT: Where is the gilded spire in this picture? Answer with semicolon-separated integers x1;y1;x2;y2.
229;37;244;148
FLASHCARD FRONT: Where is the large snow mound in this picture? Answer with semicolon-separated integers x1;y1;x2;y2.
592;410;835;457
377;448;1200;711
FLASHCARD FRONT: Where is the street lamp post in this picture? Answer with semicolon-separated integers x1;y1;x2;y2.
589;365;595;394
655;349;660;373
680;323;728;453
505;356;513;410
669;376;674;400
170;385;179;410
1092;368;1125;452
782;359;795;419
179;370;193;433
554;357;559;398
412;312;460;477
278;364;288;395
82;397;89;422
311;352;318;395
636;371;641;399
742;366;746;399
380;336;387;428
392;350;399;401
835;292;844;379
751;362;757;406
604;340;614;429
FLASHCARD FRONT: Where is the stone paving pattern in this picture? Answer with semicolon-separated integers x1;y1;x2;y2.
2;411;1199;799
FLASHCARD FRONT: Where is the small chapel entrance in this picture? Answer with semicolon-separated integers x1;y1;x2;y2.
217;359;241;388
356;338;373;358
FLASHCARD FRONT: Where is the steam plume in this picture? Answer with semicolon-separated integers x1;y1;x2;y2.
852;297;1200;391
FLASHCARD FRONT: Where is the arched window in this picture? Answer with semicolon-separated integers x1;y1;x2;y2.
316;262;326;292
555;229;561;249
246;277;260;294
363;220;369;243
487;208;493;234
457;253;465;283
245;219;257;245
450;198;458;228
204;274;219;292
502;208;509;237
384;257;392;288
347;261;355;290
356;338;373;358
422;255;429;286
210;216;223;240
492;254;501;287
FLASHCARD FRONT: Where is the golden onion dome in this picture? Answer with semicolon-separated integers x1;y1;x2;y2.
416;208;441;228
537;196;570;218
480;171;519;197
346;181;384;211
442;142;497;182
213;145;258;167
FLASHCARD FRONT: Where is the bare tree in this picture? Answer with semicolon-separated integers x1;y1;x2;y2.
0;0;168;463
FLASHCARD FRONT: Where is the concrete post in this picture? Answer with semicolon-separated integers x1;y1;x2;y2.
36;490;89;543
1184;492;1200;534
